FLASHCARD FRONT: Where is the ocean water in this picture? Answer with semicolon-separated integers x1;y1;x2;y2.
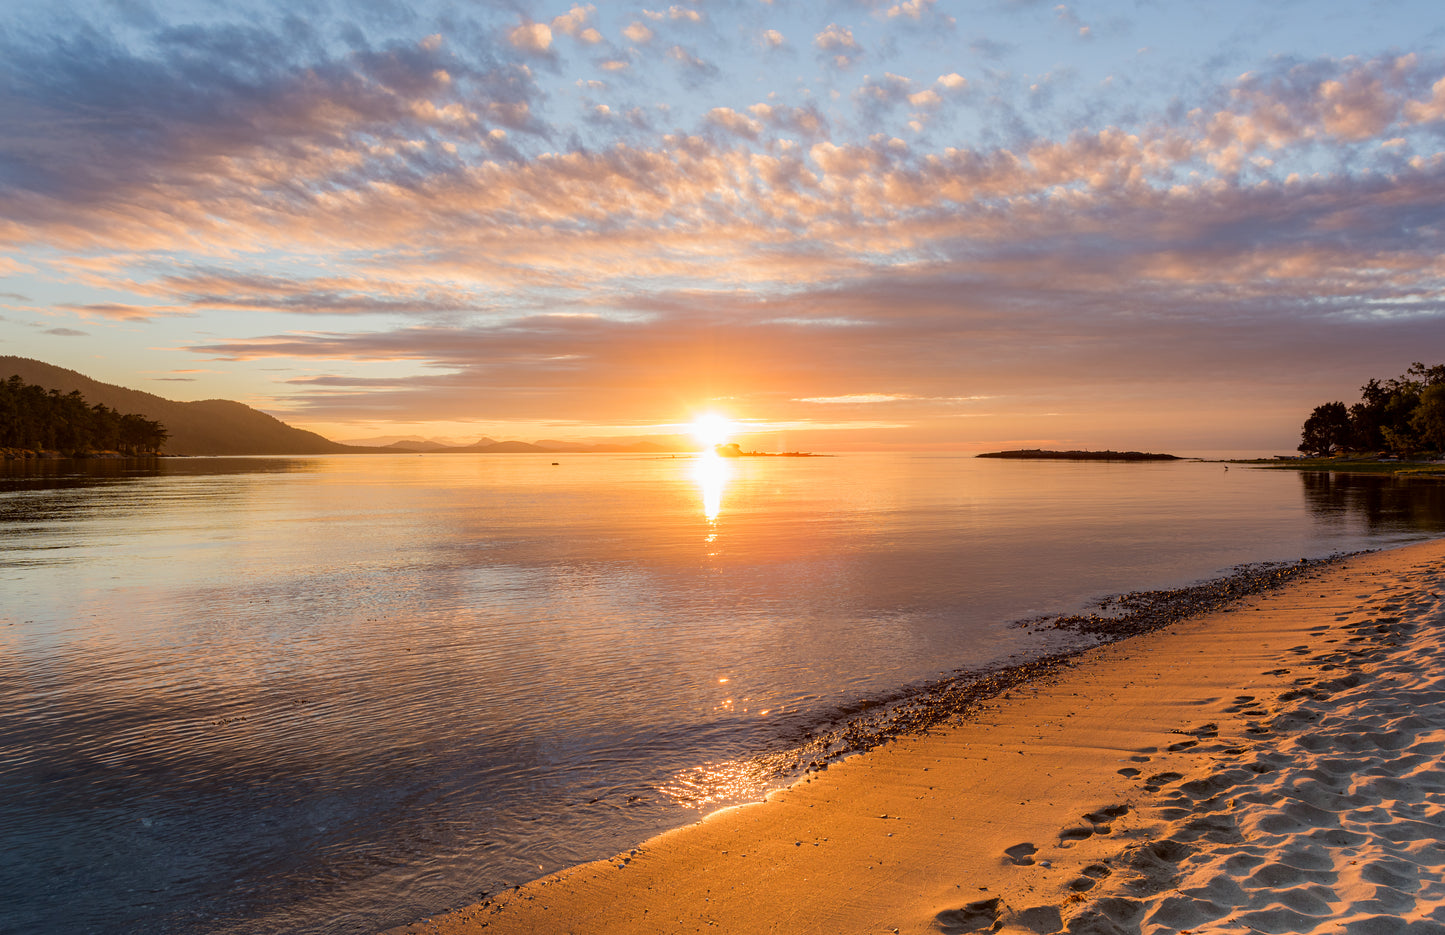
2;453;1443;934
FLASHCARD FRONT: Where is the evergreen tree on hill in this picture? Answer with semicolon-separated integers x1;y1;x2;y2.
1;375;167;455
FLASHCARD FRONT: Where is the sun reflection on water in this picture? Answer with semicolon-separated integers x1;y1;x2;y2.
692;451;731;523
658;755;781;810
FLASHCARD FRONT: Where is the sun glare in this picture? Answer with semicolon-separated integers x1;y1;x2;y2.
690;413;735;449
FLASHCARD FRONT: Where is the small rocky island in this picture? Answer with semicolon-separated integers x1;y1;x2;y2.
976;449;1180;461
713;443;817;458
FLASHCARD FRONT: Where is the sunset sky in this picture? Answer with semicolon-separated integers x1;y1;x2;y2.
2;0;1443;453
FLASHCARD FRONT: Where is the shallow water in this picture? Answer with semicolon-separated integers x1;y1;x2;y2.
2;453;1442;934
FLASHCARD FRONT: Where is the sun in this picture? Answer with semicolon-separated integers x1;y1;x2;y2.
690;413;735;449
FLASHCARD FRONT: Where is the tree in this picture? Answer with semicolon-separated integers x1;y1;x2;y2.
1299;401;1351;456
0;373;168;455
1303;362;1445;459
1413;383;1445;452
1348;378;1390;451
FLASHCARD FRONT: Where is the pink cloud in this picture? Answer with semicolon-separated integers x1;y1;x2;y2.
507;21;553;55
814;24;862;69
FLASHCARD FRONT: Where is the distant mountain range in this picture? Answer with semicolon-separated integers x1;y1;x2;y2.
2;357;693;456
340;434;479;450
359;437;687;454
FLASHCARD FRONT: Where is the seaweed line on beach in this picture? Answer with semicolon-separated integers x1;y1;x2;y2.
663;552;1362;809
1021;552;1359;638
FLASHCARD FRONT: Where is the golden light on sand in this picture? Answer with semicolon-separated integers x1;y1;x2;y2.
689;413;735;449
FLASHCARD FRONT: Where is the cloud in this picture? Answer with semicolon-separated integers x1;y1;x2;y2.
1404;75;1445;123
175;217;1445;429
798;393;912;403
5;20;1445;441
10;50;1444;317
706;107;763;140
623;21;655;44
666;45;718;83
0;25;548;248
1194;55;1424;173
551;5;602;44
747;102;830;140
857;72;915;106
761;29;785;49
886;0;934;19
588;103;653;131
815;24;862;69
882;0;955;27
43;327;88;336
149;270;488;317
58;302;176;322
646;6;703;24
508;20;553;55
1054;4;1091;38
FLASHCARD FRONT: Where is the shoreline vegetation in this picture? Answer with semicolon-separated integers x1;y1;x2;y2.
1;447;163;460
1296;361;1444;459
1233;455;1445;477
976;448;1181;461
388;538;1445;935
2;374;168;459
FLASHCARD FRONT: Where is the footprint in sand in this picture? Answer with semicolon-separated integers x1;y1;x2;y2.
935;897;1001;934
1119;838;1194;897
1083;804;1130;832
1004;843;1038;866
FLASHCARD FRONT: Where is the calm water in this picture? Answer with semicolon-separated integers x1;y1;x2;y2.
3;453;1444;934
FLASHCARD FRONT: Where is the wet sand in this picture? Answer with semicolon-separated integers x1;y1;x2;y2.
387;538;1445;934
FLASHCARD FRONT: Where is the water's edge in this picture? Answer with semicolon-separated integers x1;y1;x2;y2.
402;549;1370;927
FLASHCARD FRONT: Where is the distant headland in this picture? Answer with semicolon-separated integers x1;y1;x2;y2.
976;449;1180;461
0;356;696;457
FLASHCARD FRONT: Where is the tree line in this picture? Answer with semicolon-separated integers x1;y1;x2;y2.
1;374;169;455
1299;362;1445;457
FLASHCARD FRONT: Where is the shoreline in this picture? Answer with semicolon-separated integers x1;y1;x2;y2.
386;537;1445;934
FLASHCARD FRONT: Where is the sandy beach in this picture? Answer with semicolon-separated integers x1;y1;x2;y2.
387;538;1445;935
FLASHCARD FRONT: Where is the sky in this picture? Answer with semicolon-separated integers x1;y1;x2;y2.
2;0;1444;453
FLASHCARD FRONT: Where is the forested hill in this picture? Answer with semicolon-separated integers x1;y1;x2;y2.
2;375;167;455
1;357;360;456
